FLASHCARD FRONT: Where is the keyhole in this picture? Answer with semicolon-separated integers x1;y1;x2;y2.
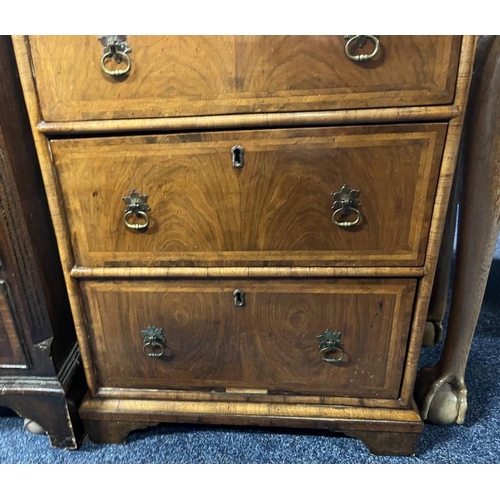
233;289;245;307
231;145;244;168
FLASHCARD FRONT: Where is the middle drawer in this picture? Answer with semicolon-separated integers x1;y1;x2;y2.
51;123;446;268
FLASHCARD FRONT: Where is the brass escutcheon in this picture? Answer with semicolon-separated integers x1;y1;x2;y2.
231;145;245;168
233;289;245;307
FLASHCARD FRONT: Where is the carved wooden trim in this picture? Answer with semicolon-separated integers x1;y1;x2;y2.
0;279;28;368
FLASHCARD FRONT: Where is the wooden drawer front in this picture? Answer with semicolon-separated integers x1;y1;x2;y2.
51;124;445;268
0;280;28;369
81;279;416;399
29;35;461;122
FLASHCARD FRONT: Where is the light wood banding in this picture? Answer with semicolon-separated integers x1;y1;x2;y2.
36;106;459;136
70;266;425;279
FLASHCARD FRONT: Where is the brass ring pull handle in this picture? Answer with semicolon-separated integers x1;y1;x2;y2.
331;184;362;228
143;340;165;358
124;209;149;230
100;50;132;77
141;325;166;358
98;35;132;77
319;346;344;364
122;189;151;232
332;207;361;228
317;329;344;365
344;35;380;62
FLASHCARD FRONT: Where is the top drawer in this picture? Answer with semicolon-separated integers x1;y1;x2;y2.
28;35;462;122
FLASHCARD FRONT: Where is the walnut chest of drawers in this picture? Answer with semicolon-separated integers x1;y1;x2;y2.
12;35;475;455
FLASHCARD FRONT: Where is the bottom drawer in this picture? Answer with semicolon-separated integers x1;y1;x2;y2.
81;279;416;399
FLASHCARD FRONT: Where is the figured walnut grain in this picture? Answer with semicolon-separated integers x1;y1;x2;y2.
29;35;461;122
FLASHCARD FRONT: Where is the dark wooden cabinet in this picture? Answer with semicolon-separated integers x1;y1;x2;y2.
0;36;86;449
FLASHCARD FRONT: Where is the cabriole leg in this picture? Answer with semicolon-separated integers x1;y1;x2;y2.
416;35;500;424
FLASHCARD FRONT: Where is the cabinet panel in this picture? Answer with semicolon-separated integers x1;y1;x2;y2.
29;35;462;121
81;279;416;399
51;123;445;268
